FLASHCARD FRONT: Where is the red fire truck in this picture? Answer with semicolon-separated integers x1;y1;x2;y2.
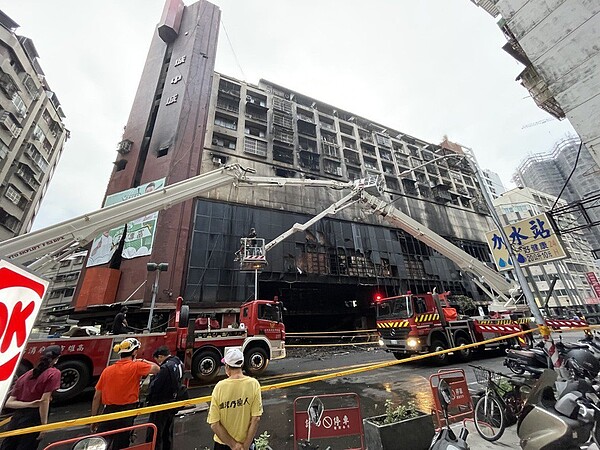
0;164;382;402
375;290;525;364
21;297;285;401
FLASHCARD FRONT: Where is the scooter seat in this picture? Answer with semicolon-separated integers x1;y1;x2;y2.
510;349;540;358
560;342;589;350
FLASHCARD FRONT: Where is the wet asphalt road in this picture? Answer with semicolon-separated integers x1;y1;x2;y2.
32;343;516;449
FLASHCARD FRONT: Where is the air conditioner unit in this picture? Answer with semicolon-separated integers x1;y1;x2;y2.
246;95;253;102
212;156;223;166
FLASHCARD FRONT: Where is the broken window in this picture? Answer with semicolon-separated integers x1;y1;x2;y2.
214;113;237;130
379;149;393;161
324;160;342;176
375;134;391;148
319;115;336;132
382;163;395;175
297;120;316;137
385;177;400;191
361;143;376;157
298;137;317;153
273;145;294;164
339;122;354;136
212;133;236;150
216;96;240;114
347;168;362;181
299;152;320;171
344;149;360;166
296;108;314;122
363;157;378;171
342;139;356;150
245;123;266;138
218;79;240;97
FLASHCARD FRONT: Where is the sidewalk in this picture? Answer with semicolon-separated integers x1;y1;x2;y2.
465;423;599;449
465;423;519;449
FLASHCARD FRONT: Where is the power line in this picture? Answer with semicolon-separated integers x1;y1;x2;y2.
220;18;246;81
550;140;583;211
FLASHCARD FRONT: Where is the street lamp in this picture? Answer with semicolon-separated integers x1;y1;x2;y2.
146;262;168;331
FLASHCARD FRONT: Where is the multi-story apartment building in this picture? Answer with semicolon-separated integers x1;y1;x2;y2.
513;137;600;261
0;11;68;240
75;0;500;330
37;250;87;326
481;168;506;199
471;0;600;166
494;187;598;308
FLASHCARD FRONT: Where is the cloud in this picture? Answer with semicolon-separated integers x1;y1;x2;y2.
0;0;577;231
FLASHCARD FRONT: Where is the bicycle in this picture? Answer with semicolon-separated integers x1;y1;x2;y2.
469;364;531;442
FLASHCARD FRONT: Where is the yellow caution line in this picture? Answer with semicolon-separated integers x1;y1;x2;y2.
286;334;378;339
287;342;379;348
0;417;11;428
0;326;539;438
287;329;378;335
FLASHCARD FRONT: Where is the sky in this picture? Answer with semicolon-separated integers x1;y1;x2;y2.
0;0;577;231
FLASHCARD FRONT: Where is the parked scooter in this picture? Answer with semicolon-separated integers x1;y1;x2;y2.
429;378;469;450
504;339;589;377
577;331;600;361
517;351;600;450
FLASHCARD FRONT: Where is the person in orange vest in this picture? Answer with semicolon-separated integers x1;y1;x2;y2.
91;337;159;450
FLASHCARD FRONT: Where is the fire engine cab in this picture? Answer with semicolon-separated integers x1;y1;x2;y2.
376;290;524;364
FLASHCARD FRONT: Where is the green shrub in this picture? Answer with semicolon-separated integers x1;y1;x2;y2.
255;431;271;450
383;399;420;424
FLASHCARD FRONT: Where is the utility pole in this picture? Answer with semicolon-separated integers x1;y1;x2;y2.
146;262;169;331
460;148;546;325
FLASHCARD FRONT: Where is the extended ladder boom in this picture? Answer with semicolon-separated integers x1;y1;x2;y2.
0;165;355;268
359;191;518;303
264;176;382;253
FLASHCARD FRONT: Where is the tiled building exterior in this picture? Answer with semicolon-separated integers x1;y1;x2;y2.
0;11;68;240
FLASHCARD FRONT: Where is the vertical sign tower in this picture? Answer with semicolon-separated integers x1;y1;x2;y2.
76;0;221;316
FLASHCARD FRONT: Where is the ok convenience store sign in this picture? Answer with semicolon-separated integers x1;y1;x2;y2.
0;260;48;406
485;213;567;272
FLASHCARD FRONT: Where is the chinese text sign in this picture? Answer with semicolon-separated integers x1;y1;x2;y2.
485;213;567;272
86;178;166;267
586;272;600;299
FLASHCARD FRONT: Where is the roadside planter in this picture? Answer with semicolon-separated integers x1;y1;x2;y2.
363;401;435;450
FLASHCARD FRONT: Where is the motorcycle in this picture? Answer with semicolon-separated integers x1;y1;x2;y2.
578;332;600;361
504;340;589;377
429;378;469;450
517;369;600;449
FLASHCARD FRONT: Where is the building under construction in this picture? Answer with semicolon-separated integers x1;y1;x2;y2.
74;0;498;331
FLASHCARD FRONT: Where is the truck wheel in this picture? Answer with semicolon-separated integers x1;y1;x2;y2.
454;336;473;362
393;352;408;360
244;348;269;376
192;350;220;383
54;360;90;401
430;339;450;365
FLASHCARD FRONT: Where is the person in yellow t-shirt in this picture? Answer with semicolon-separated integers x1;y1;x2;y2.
207;348;263;450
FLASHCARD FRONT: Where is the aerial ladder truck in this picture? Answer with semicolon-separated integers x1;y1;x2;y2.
1;163;587;393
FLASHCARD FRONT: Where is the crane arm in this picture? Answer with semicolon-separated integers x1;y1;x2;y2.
264;190;361;253
0;165;357;267
359;191;518;303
